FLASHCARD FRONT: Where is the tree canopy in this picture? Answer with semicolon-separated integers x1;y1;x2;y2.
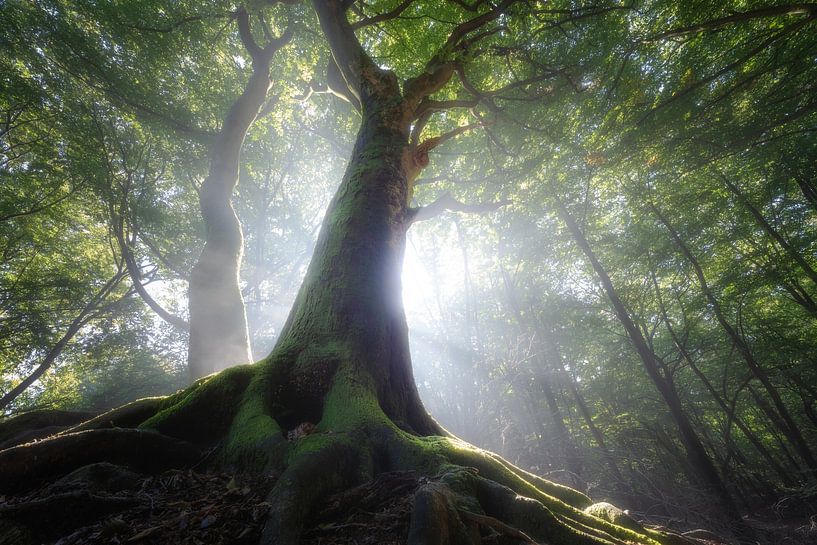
1;1;816;544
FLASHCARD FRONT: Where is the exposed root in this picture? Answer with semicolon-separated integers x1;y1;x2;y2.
0;491;138;540
458;510;539;544
407;480;479;545
260;434;364;544
61;397;164;434
0;363;721;545
0;428;200;493
0;409;95;449
141;363;256;443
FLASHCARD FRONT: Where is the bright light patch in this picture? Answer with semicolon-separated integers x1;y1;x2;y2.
401;238;433;316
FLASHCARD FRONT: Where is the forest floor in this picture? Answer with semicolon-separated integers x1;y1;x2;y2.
1;465;815;545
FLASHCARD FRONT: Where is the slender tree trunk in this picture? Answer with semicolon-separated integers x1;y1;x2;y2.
779;277;817;317
500;270;584;479
551;191;743;521
566;370;626;485
749;385;805;472
794;175;817;211
649;202;817;476
188;14;289;379
650;271;795;486
534;312;625;484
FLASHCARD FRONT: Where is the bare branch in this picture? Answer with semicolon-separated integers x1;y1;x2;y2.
409;119;489;170
403;0;519;106
351;0;416;30
408;192;511;223
115;224;189;332
312;0;399;103
236;5;293;63
413;98;479;120
235;6;264;60
646;3;817;42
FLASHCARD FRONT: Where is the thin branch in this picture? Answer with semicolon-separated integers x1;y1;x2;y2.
351;0;416;30
407;192;511;223
403;0;519;105
646;3;817;42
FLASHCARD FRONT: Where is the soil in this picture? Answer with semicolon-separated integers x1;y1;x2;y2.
1;465;815;545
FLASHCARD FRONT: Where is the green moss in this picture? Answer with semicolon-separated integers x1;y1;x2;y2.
317;366;390;432
393;435;659;545
584;502;643;533
221;378;287;472
140;364;255;443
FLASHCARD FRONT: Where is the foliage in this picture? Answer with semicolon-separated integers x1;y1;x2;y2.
1;0;816;528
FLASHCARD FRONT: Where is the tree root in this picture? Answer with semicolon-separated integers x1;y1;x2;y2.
260;434;365;544
141;363;256;443
0;409;96;449
0;428;200;493
0;491;139;540
407;480;479;545
61;397;164;434
458;510;539;544
0;364;724;545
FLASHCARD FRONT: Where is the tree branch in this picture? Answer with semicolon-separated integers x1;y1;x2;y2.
351;0;416;30
407;192;511;223
403;0;519;107
115;224;189;332
646;4;817;42
311;0;398;103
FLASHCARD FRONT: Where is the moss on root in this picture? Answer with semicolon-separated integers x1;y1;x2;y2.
205;364;683;545
2;360;699;545
140;363;256;443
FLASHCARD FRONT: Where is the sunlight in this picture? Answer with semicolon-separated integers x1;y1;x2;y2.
401;238;433;316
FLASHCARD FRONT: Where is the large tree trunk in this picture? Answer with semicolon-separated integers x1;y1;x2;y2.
271;97;440;436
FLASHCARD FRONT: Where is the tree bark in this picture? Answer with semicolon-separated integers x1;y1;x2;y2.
272;94;439;435
794;175;817;211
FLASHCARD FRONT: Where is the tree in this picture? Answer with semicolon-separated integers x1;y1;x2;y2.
0;2;698;544
2;1;817;544
187;5;292;379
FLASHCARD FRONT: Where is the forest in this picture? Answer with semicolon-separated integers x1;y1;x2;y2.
1;0;816;544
